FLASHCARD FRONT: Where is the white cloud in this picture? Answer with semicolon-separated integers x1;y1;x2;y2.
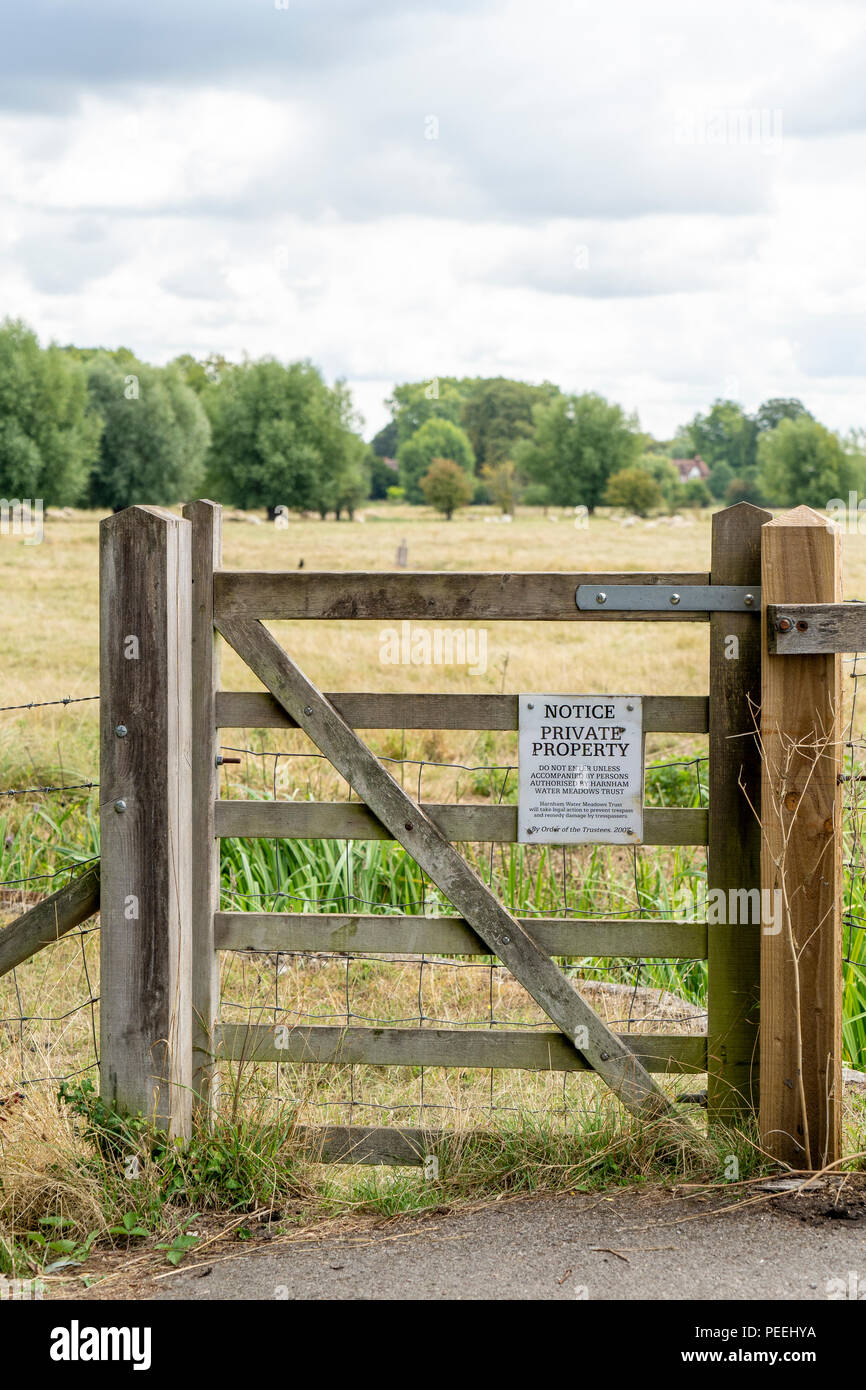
1;0;866;438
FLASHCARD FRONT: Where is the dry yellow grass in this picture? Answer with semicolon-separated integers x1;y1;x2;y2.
5;500;866;789
2;502;865;1151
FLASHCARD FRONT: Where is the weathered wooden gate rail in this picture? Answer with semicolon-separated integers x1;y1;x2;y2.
0;862;100;979
93;500;844;1170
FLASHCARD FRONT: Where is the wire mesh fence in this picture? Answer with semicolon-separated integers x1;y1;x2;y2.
216;740;710;1128
2;677;864;1133
0;694;102;1091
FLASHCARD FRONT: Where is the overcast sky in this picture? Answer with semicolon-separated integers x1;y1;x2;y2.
2;0;865;440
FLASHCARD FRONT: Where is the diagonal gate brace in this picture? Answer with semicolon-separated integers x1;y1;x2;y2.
216;617;681;1122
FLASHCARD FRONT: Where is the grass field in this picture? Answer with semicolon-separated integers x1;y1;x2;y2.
1;502;866;1261
1;500;866;1278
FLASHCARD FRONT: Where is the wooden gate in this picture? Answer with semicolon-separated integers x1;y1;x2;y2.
97;499;844;1169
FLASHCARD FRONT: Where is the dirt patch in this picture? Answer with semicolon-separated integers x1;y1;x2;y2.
770;1174;866;1226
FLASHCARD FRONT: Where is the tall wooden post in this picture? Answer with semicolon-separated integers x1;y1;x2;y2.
183;501;222;1115
760;506;843;1168
100;506;193;1138
707;502;770;1123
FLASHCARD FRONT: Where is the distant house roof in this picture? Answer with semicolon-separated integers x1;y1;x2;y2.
382;457;399;472
671;456;710;482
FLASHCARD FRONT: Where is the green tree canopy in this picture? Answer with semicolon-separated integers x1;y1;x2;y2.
420;457;475;519
682;478;713;508
397;417;474;503
387;378;467;447
168;352;233;394
370;418;399;458
516;392;641;511
754;397;812;434
482;458;520;514
460;377;557;469
757;416;859;508
86;356;210;510
638;451;683;511
725;474;766;507
0;319;99;505
683;399;757;474
707;460;734;501
205;359;366;516
604;467;662;517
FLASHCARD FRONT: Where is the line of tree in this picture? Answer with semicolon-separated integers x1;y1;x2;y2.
0;320;367;514
2;318;864;517
374;375;866;518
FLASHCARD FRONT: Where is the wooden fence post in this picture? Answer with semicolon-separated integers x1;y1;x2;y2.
760;506;843;1168
183;500;222;1116
707;502;770;1123
100;506;193;1138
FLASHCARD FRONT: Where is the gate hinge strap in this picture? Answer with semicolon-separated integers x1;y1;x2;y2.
576;584;760;613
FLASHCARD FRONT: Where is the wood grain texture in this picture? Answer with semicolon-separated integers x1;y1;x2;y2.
214;912;708;958
215;616;679;1119
0;862;100;978
100;507;192;1138
760;507;843;1167
707;503;770;1122
214;570;710;622
217;1023;707;1072
767;603;866;654
214;800;707;846
215;691;709;734
183;501;222;1115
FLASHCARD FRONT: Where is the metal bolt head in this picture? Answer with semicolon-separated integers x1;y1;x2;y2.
113;799;126;813
776;617;793;633
527;702;534;710
304;705;313;716
600;1051;610;1062
669;593;681;606
743;593;755;608
595;591;607;605
501;934;510;945
626;703;634;711
114;724;128;738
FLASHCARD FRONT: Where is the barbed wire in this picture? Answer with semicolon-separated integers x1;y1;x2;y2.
2;675;859;1125
0;781;98;799
0;695;99;714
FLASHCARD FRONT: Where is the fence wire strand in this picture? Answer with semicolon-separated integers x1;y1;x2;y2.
5;671;862;1132
217;740;711;1127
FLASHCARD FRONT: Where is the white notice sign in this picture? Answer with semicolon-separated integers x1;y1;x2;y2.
518;695;644;844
